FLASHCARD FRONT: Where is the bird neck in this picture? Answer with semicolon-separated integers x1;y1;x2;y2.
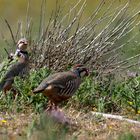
19;50;28;55
18;50;29;63
73;69;81;77
15;49;28;56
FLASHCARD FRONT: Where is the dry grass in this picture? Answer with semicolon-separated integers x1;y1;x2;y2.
0;107;140;140
65;107;140;140
0;109;38;140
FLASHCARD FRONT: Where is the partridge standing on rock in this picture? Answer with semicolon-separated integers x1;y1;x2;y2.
0;46;29;94
33;64;89;110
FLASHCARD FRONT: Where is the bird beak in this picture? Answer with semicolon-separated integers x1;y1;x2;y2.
85;69;90;76
24;41;28;45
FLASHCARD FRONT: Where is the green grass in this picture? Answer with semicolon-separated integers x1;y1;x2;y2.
1;66;140;116
0;66;140;139
117;132;137;140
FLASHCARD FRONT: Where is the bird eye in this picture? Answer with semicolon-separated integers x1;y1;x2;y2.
85;69;89;76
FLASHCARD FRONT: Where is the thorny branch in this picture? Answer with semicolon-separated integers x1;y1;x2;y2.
1;0;140;76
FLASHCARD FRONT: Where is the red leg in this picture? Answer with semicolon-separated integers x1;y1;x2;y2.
46;101;54;111
54;104;59;111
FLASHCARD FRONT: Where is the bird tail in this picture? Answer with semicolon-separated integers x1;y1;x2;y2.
33;83;49;94
33;88;44;93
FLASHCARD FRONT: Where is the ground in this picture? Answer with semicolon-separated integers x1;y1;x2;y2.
0;107;140;140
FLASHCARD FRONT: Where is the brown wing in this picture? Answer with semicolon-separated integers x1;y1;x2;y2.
0;62;28;91
33;71;81;97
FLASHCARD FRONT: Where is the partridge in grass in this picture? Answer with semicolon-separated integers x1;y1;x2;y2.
0;49;29;94
9;38;28;61
33;64;89;111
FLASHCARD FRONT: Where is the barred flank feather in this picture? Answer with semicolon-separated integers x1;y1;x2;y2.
33;65;88;106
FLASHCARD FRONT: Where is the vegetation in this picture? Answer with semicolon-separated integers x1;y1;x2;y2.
0;0;140;140
0;67;140;139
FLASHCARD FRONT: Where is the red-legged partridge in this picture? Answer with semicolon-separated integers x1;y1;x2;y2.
0;49;29;94
33;64;89;110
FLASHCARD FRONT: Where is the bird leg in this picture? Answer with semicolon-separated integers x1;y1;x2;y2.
3;86;19;99
54;104;59;111
46;101;54;111
11;87;19;97
45;101;61;115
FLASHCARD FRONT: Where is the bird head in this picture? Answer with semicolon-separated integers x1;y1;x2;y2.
72;64;89;77
17;38;28;51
